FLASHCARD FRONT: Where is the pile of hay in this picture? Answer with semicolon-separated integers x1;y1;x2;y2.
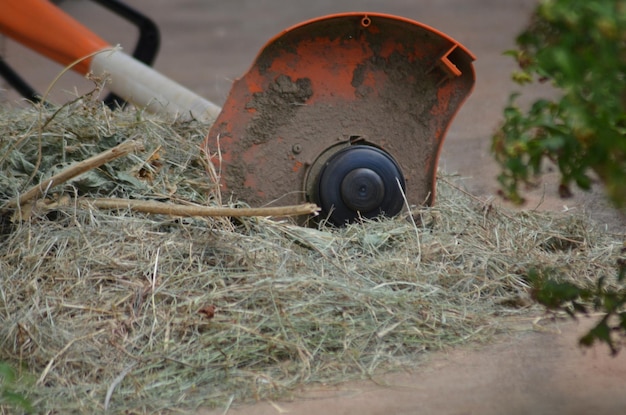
0;99;623;413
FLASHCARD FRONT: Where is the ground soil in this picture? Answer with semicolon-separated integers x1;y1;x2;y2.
2;0;626;414
200;319;626;415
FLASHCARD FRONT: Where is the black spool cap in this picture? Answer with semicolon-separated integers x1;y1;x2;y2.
315;145;406;225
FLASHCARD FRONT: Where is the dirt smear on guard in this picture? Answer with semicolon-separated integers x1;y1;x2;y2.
204;13;475;213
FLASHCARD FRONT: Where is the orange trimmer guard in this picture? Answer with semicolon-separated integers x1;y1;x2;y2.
205;12;475;224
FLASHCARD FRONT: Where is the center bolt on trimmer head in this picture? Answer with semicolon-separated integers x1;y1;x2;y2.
204;12;475;225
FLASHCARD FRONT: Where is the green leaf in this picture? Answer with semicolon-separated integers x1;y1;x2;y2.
0;362;33;413
541;136;566;151
588;320;617;354
534;279;583;308
0;362;16;383
1;390;33;413
512;71;534;85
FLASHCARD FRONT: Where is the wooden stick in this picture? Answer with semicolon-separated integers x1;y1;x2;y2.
3;140;143;210
83;198;320;218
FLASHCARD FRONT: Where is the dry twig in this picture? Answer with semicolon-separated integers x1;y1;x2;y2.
82;198;320;217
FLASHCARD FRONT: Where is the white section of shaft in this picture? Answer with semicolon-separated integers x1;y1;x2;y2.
90;49;221;122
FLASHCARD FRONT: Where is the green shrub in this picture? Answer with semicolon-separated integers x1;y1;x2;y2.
493;0;626;207
493;0;626;353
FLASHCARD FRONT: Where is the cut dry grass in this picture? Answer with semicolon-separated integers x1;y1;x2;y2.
0;99;623;413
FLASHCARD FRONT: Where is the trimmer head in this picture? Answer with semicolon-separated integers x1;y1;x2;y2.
204;12;475;225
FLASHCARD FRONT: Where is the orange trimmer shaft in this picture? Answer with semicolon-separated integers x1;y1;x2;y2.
0;0;109;74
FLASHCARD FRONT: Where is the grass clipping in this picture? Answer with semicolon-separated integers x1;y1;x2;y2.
0;99;624;413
